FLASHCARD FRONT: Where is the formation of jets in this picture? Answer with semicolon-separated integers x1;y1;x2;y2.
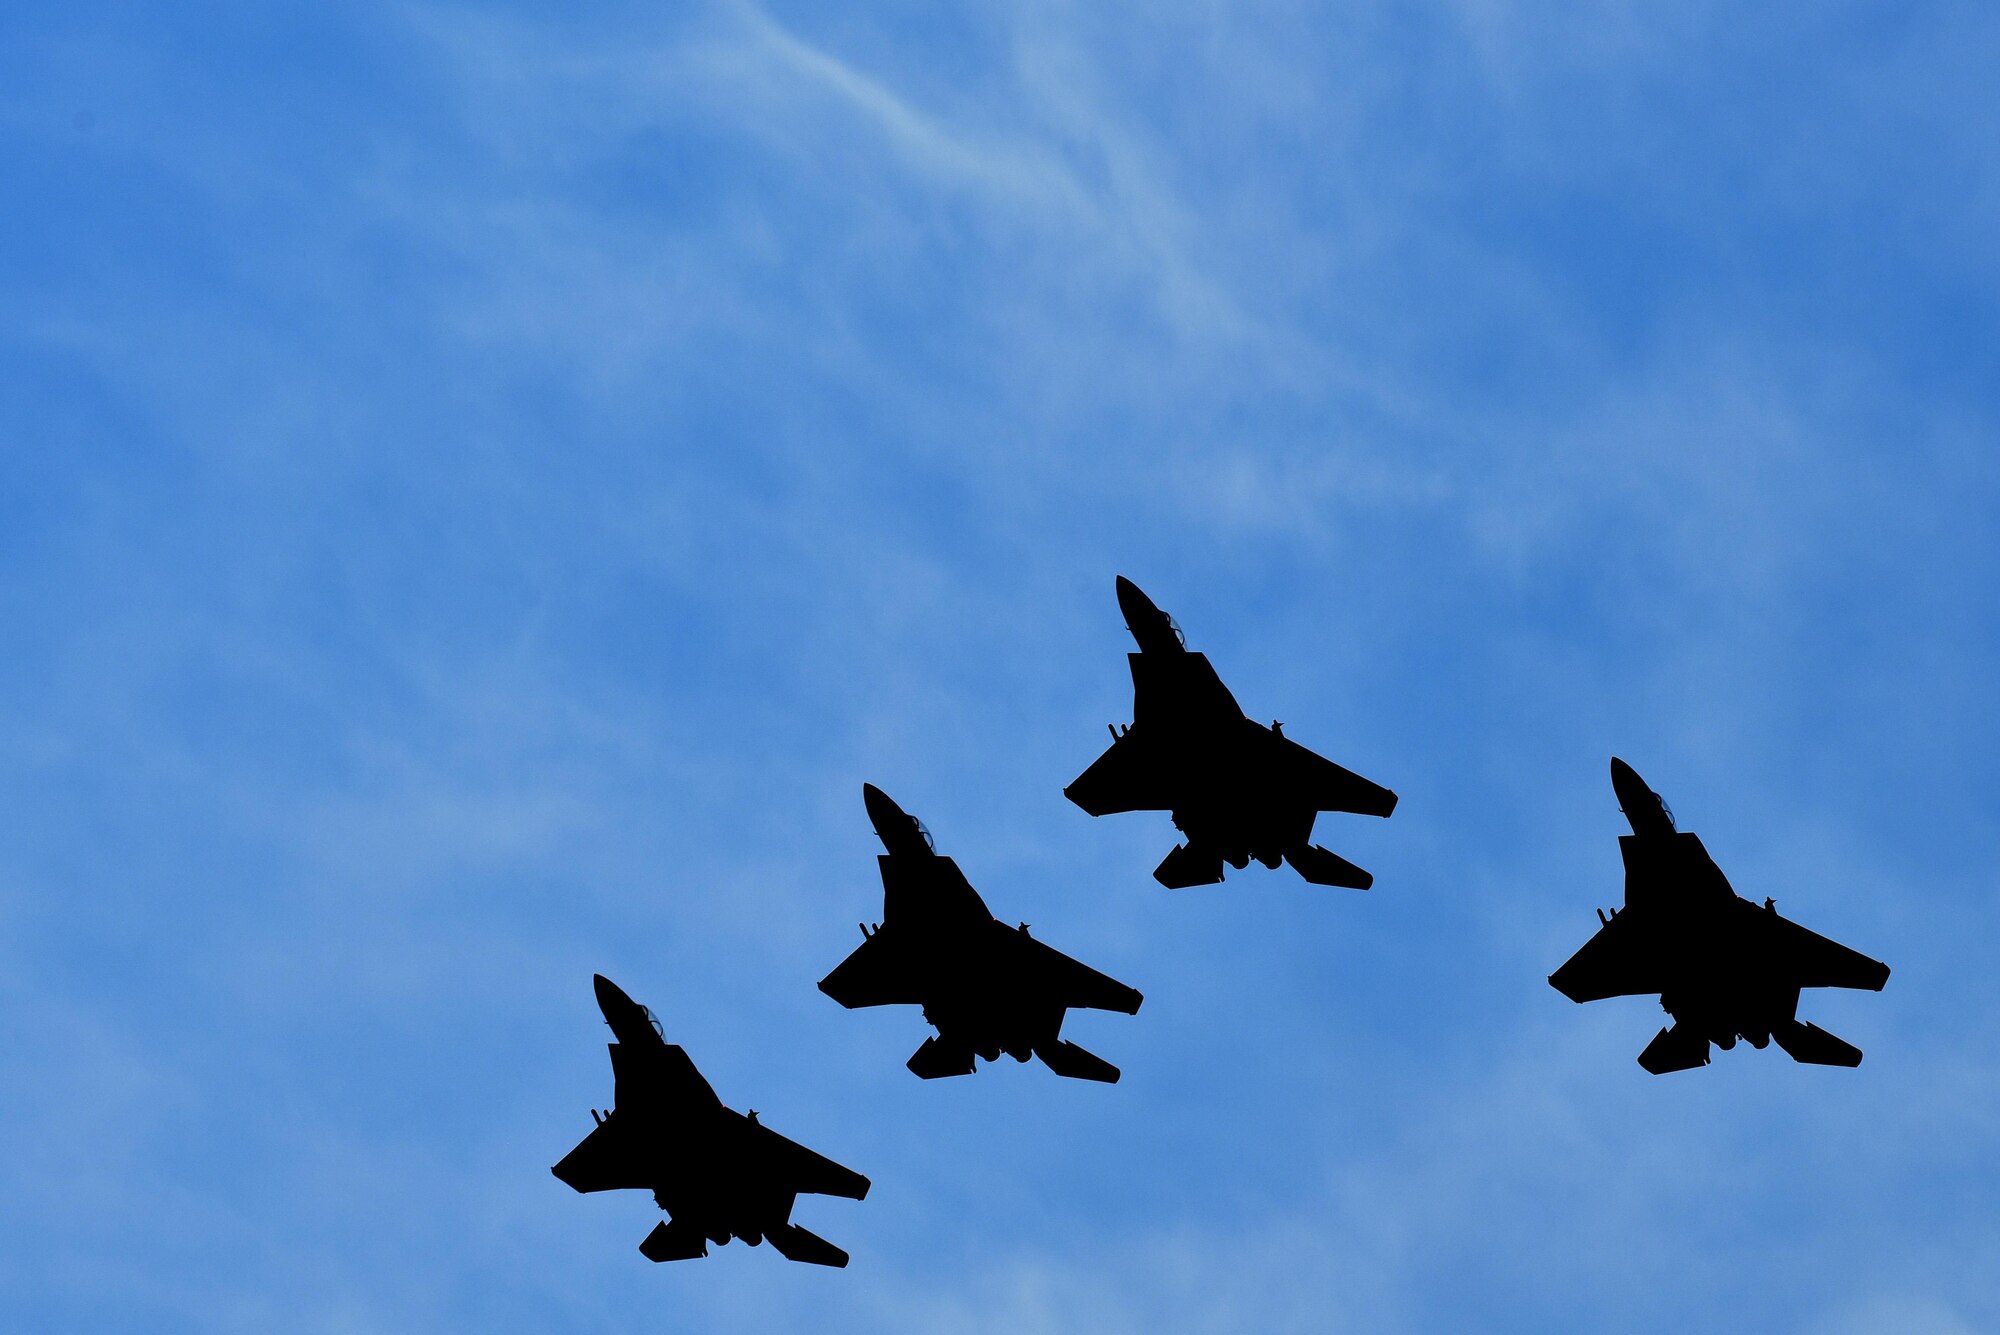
554;578;1892;1266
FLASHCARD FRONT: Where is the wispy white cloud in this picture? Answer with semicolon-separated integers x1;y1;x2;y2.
851;1012;2000;1333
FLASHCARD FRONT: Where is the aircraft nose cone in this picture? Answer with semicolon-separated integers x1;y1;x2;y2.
862;783;934;854
1609;757;1650;802
592;973;632;1017
1609;757;1674;833
864;775;916;827
1600;755;1648;799
862;783;904;830
1114;575;1155;620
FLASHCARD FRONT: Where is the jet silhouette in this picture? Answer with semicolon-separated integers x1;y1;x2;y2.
819;784;1143;1082
1550;759;1892;1074
1065;576;1397;889
552;974;870;1266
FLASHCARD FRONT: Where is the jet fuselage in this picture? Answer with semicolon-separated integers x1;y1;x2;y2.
903;922;1071;1063
1162;732;1321;869
644;1120;804;1248
1616;889;1805;1051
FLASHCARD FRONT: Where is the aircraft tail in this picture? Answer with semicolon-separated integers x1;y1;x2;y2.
1770;1018;1863;1067
1035;1039;1121;1083
906;1037;976;1079
767;1223;850;1268
638;1218;710;1263
1637;1024;1711;1074
1153;843;1225;889
1286;843;1373;889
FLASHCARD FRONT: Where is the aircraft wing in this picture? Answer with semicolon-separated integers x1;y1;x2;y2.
1266;731;1397;817
819;929;925;1009
1548;911;1667;1003
749;1121;871;1201
551;1111;653;1194
1010;928;1144;1014
1065;727;1176;816
1764;911;1891;991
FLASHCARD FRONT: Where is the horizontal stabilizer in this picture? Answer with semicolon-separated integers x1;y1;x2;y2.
767;1223;850;1268
1036;1039;1121;1083
638;1219;709;1263
1154;843;1224;889
1771;1018;1863;1067
906;1037;976;1080
1287;843;1373;889
1638;1024;1711;1075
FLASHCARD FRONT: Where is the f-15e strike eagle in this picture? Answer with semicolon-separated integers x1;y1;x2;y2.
819;784;1144;1082
1550;759;1891;1074
1065;576;1397;889
552;974;869;1266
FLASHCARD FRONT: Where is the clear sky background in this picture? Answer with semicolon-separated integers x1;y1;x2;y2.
4;3;1997;1331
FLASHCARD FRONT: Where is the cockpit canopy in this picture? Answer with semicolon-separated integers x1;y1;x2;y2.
1121;609;1186;648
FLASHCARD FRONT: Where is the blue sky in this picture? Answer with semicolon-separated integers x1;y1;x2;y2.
4;2;1997;1330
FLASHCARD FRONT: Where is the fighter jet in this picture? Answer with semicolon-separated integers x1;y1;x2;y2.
1549;759;1891;1074
819;784;1143;1083
552;974;869;1266
1064;576;1397;889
